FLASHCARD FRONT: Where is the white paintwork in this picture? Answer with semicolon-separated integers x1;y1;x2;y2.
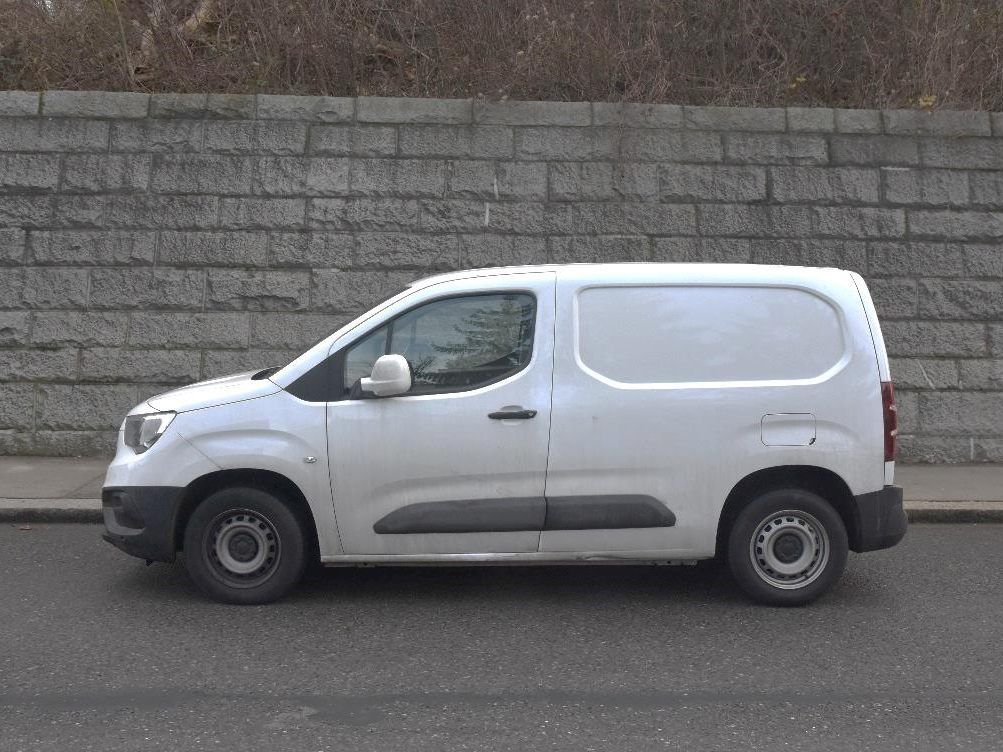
360;354;412;397
104;263;892;564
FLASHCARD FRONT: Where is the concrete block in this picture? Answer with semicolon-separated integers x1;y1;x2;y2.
447;161;498;199
399;125;513;158
921;139;1003;169
354;232;458;270
149;93;207;118
205;121;308;154
830;136;920;166
964;245;1003;277
0;312;30;346
618;130;723;162
918;279;1003;320
770;167;880;203
253;157;350;196
654;237;752;263
883;321;987;357
220;198;306;229
698;204;813;237
308;198;420;231
959;359;1003;390
358;97;471;124
548;235;651;263
22;268;88;308
0;91;39;116
684;106;785;132
309;270;417;313
0;349;78;382
16;430;117;457
897;436;973;463
474;100;588;126
0;154;61;191
883;168;969;206
919;392;1003;435
549;162;614;201
812;206;905;238
724;134;828;165
42;90;148;119
109;120;202;152
867;277;918;318
308;125;397;156
0;118;109;151
418;200;485;233
250;313;349;348
203;349;300;378
350;159;446;198
515;127;619;160
205;94;256;119
269;232;353;267
80;347;201;383
496;162;548;200
50;195;105;228
573;203;696;235
0;228;26;264
104;195;219;228
992;325;1003;357
834;109;882;134
37;384;138;430
207;270;310;311
0;268;23;308
786;108;835;132
129;312;250;348
883;109;991;137
29;230;156;266
750;239;867;272
660;165;766;202
592;102;683;128
969;173;1003;207
89;269;204;310
62;154;152;192
31;312;129;347
0;195;55;228
159;231;268;266
909;210;1003;240
256;94;353;122
459;234;546;267
151;155;254;194
867;241;965;277
889;357;959;390
0;384;34;429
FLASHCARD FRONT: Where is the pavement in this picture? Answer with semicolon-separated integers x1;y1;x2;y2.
1;456;1002;523
1;523;1002;751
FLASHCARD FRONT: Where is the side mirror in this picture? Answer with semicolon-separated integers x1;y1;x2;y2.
360;354;412;397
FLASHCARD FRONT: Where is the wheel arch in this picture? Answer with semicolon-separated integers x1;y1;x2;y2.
174;469;320;559
715;465;859;556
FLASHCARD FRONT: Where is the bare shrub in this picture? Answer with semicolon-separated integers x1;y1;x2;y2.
1;0;1002;109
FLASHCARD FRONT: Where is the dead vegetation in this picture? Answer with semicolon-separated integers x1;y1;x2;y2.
2;0;1002;109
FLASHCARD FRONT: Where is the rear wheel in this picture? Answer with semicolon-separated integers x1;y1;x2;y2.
183;486;307;605
727;489;848;606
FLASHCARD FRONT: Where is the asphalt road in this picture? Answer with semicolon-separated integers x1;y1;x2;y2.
1;524;1002;752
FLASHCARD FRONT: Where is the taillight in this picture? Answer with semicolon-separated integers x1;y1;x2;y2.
881;381;897;462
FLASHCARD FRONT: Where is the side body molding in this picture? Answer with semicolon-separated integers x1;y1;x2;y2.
373;495;676;534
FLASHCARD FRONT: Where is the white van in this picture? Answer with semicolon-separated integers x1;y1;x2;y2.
102;263;906;606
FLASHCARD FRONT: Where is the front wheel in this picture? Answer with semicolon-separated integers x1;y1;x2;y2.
183;487;307;605
727;489;848;606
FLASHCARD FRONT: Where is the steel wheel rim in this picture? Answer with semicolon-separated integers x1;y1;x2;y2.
749;509;829;590
204;508;281;588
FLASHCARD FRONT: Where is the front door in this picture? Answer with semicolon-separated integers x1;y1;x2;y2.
326;272;556;555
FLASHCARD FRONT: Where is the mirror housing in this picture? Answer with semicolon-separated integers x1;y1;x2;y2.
360;354;412;397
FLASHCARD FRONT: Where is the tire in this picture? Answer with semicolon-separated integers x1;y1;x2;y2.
182;486;307;605
727;489;848;606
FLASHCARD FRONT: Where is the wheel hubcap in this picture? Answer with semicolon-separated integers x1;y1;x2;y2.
749;510;829;590
205;509;281;587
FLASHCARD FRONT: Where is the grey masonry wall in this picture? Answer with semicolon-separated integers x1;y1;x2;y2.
0;90;1002;460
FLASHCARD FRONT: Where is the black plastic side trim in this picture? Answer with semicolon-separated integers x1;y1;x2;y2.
101;486;186;563
373;497;546;534
849;484;907;552
544;495;676;530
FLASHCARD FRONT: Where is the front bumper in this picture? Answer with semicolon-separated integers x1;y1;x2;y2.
102;486;185;563
850;484;907;553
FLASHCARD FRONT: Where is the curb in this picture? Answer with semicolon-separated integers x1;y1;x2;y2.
3;500;1003;525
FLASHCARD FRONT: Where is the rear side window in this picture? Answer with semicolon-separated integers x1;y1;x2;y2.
577;285;845;384
343;293;536;395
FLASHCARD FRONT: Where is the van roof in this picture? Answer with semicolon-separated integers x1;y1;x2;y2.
413;262;850;288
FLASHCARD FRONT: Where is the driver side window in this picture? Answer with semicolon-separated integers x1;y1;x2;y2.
342;293;536;397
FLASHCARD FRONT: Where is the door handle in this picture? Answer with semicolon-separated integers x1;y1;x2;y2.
488;408;537;420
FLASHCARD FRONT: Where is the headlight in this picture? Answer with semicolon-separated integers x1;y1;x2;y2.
123;412;176;453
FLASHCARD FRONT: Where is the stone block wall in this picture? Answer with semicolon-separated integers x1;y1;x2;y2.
0;90;1002;460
